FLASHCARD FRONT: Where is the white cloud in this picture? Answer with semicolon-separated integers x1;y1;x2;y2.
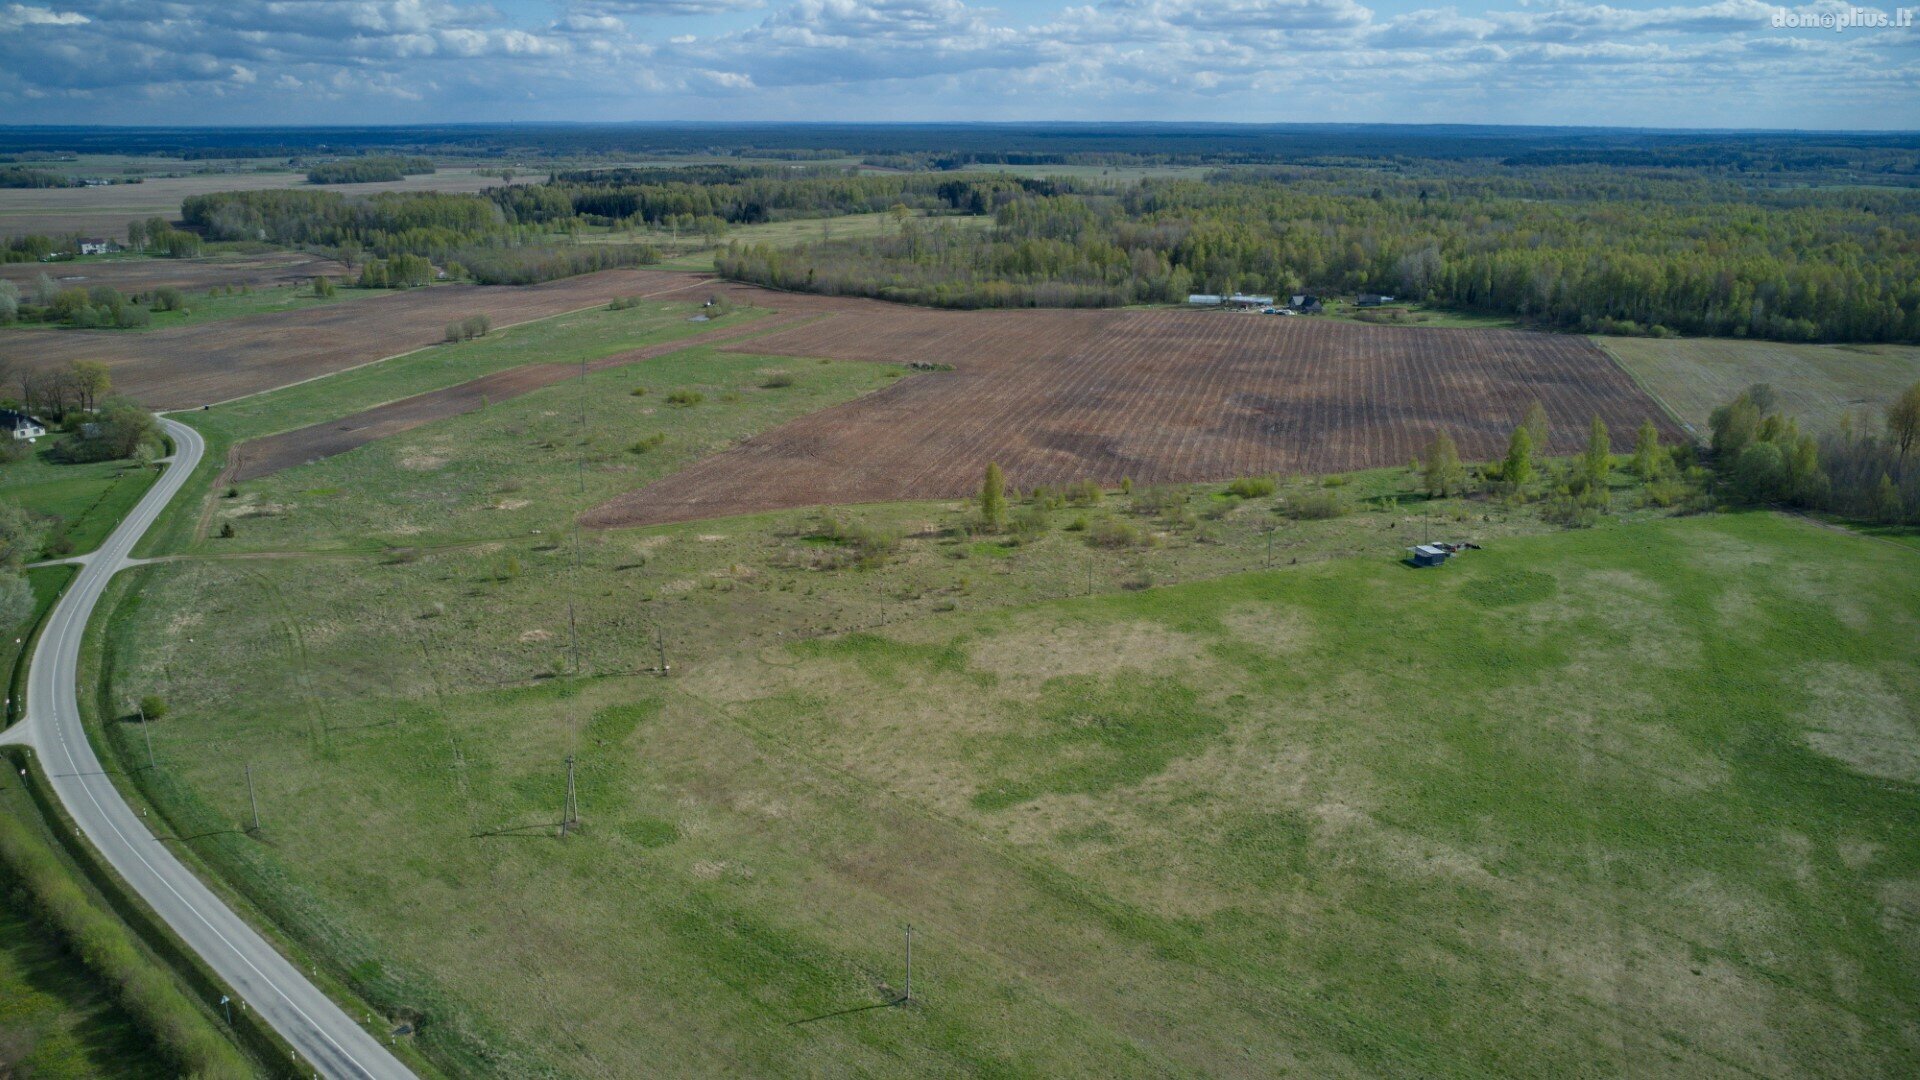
0;0;1912;126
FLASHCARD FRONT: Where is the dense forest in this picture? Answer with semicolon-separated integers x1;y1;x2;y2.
306;155;436;184
716;168;1920;342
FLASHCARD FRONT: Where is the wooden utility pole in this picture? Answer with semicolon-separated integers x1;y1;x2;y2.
560;754;579;835
1266;528;1275;567
245;764;260;833
655;628;669;677
137;704;155;770
903;924;914;1004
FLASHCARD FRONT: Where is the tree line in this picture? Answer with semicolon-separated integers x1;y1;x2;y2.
715;168;1920;342
306;156;436;184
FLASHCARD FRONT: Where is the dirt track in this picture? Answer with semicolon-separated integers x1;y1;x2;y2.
4;268;719;410
582;306;1687;528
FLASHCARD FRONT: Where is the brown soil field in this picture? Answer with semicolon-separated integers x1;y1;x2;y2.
227;311;818;481
584;307;1686;528
0;168;527;239
4;268;719;410
0;251;346;294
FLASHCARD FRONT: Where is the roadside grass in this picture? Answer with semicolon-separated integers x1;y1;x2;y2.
0;780;174;1080
1600;336;1920;438
86;384;1920;1080
202;347;899;553
0;444;158;557
137;297;764;557
4;564;74;725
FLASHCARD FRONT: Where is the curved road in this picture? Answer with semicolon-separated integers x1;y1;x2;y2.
0;417;413;1080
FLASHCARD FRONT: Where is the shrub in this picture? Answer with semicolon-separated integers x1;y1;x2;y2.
138;695;167;720
151;286;185;311
630;433;667;454
1225;476;1277;499
1286;491;1348;520
665;389;704;407
1063;479;1103;506
217;522;235;538
760;373;795;389
1086;517;1150;549
630;386;649;396
1011;505;1049;539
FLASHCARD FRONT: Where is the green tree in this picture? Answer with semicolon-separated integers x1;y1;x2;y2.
1502;425;1533;488
0;501;43;569
1521;400;1550;455
0;571;30;628
1888;380;1920;462
1583;416;1612;487
1631;419;1663;479
1422;431;1463;497
980;462;1007;530
71;360;110;412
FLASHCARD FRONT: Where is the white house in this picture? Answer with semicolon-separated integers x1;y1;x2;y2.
78;238;115;256
1;409;47;441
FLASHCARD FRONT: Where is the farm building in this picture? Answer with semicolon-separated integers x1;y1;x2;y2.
1;410;47;441
1187;294;1223;306
1357;293;1396;307
1408;544;1452;568
78;238;116;256
1228;294;1276;309
1290;294;1324;313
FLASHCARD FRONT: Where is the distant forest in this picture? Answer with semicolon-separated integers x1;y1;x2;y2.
33;122;1902;340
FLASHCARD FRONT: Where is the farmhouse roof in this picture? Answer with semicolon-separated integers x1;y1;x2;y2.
1187;293;1223;304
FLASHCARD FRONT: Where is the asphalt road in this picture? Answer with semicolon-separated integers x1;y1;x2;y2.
0;416;414;1079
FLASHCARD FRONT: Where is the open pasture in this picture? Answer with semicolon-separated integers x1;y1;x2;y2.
5;268;722;410
1601;336;1920;437
587;307;1682;528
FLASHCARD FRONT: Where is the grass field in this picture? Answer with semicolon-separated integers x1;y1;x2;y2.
0;279;385;336
0;445;158;557
651;211;993;271
84;377;1920;1080
1600;336;1920;438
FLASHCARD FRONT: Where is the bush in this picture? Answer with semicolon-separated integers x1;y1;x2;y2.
1225;476;1277;499
1086;517;1150;549
151;286;185;311
1063;479;1103;506
760;373;795;389
217;522;235;538
138;695;167;720
630;433;666;454
665;389;704;407
445;314;492;342
1286;491;1348;520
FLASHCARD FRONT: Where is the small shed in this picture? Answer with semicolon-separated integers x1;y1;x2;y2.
1408;544;1452;568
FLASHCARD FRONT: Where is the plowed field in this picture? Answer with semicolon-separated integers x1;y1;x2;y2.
6;268;720;409
584;307;1683;528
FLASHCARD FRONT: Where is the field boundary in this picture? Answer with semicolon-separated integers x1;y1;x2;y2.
1591;336;1702;444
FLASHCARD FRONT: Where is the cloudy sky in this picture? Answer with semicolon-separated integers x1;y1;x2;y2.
0;0;1914;128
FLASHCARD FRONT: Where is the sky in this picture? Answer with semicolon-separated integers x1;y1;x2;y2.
0;0;1914;130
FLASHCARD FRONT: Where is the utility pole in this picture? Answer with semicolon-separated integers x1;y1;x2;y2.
137;704;155;770
560;754;579;835
655;627;669;677
903;924;914;1005
1266;528;1274;567
244;764;260;834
